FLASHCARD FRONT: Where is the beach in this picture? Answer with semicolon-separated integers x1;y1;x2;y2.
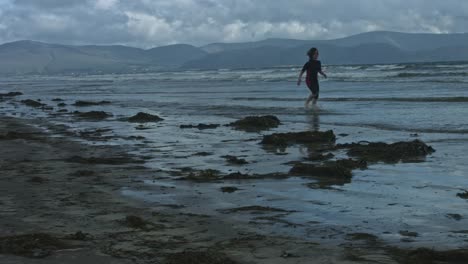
1;62;468;263
0;115;380;264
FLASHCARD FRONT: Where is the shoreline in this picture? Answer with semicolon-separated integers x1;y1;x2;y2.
1;115;468;263
0;115;352;263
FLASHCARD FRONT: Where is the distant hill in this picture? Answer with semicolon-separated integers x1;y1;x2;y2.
145;44;207;67
1;31;468;74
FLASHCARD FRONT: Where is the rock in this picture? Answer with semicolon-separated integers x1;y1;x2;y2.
220;186;240;193
289;162;352;178
446;214;462;221
457;191;468;199
333;158;368;170
0;92;23;97
127;112;163;123
73;100;111;106
261;130;336;146
337;139;435;163
221;155;248;165
21;99;45;108
180;123;220;129
229;115;280;132
73;111;111;120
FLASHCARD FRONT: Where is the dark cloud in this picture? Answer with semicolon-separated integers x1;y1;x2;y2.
13;0;84;9
0;0;467;48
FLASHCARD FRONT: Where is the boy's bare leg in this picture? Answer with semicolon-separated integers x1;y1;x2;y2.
312;95;319;110
305;94;314;108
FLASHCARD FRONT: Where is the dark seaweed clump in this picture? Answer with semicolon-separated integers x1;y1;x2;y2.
261;130;336;146
222;155;248;165
180;123;220;129
128;112;164;123
21;99;46;108
337;140;435;163
229;115;280;132
0;92;22;97
73;100;111;106
73;111;112;120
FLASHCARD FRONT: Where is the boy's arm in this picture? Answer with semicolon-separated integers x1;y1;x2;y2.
318;61;327;78
297;69;305;85
319;70;327;78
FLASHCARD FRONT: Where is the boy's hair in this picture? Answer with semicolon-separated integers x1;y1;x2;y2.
307;47;318;58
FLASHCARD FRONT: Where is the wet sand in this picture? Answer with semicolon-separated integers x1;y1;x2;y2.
2;115;468;264
0;116;362;263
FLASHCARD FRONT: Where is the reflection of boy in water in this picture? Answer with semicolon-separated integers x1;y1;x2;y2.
297;47;327;108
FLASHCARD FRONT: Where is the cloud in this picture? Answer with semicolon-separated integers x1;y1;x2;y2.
0;0;467;48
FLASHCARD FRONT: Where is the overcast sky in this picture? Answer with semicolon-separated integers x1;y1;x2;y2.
0;0;467;48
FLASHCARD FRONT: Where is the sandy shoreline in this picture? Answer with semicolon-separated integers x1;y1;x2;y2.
1;115;468;264
0;115;354;264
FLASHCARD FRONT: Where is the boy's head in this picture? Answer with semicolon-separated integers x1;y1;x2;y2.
307;47;319;60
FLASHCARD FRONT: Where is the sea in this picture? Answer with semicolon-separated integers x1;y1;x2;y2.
1;61;468;248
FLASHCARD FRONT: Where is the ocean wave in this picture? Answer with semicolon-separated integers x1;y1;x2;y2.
329;77;468;83
322;97;468;103
396;72;468;78
232;97;303;102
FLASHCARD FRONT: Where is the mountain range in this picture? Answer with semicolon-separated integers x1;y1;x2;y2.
1;31;468;75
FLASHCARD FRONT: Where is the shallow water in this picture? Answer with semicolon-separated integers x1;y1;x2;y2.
1;61;468;248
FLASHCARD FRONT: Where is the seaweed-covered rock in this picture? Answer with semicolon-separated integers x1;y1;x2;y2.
333;158;368;170
73;100;111;106
289;162;352;178
180;123;220;129
222;155;248;165
457;191;468;199
261;130;336;146
289;160;358;187
220;186;240;193
229;115;280;132
0;92;23;97
21;99;45;108
73;111;111;120
337;139;435;163
128;112;163;123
